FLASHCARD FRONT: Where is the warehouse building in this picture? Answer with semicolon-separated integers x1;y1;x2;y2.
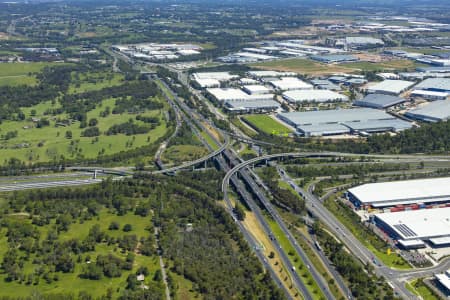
193;78;220;88
413;78;450;93
367;80;416;95
242;85;272;95
310;79;342;91
372;207;450;246
270;77;313;91
344;36;385;49
192;72;238;82
435;270;450;296
224;99;280;114
206;88;275;103
310;54;359;64
277;108;411;137
405;100;450;122
247;70;297;78
348;177;450;209
206;88;250;102
353;94;406;109
283;90;348;103
411;90;448;101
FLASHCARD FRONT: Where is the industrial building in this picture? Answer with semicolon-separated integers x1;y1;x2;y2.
435;270;450;296
206;88;250;102
411;89;448;101
373;207;450;245
310;79;341;91
206;88;275;103
193;78;220;88
224;100;280;114
283;90;348;103
270;77;313;91
345;37;384;49
348;177;450;209
367;80;416;95
353;94;406;109
310;54;359;64
413;78;450;93
192;72;238;82
313;55;353;64
247;70;297;78
277;108;411;137
405;100;450;122
242;85;272;95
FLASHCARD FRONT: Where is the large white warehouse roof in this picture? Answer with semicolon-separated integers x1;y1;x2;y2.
374;207;450;240
192;72;238;81
283;89;348;103
270;77;313;91
349;177;450;207
367;80;415;95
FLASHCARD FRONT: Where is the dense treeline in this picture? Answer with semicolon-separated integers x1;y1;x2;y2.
0;171;284;299
285;163;410;178
60;80;161;121
256;120;450;155
259;167;305;214
106;121;153;136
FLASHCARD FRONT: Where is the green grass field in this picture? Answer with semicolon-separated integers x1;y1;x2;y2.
343;60;421;72
0;62;62;86
406;279;440;300
250;58;355;75
0;97;168;164
243;115;292;135
163;144;209;164
251;58;422;75
68;72;124;94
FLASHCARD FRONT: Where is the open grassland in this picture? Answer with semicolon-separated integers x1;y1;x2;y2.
0;62;62;86
243;115;292;135
68;72;124;94
250;58;356;75
250;58;422;75
0;209;161;298
0;97;168;164
343;60;422;72
406;279;440;300
162;144;209;164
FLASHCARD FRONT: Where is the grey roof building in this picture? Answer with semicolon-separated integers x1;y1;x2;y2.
405;100;450;122
224;100;280;114
354;94;406;109
367;80;416;95
413;78;450;93
310;54;359;64
278;108;412;136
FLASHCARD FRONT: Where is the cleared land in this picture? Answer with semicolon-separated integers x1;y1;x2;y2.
250;58;421;75
250;59;355;75
0;98;168;164
0;62;62;86
162;145;209;164
243;115;292;135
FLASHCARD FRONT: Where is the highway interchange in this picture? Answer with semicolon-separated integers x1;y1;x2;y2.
2;65;450;300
